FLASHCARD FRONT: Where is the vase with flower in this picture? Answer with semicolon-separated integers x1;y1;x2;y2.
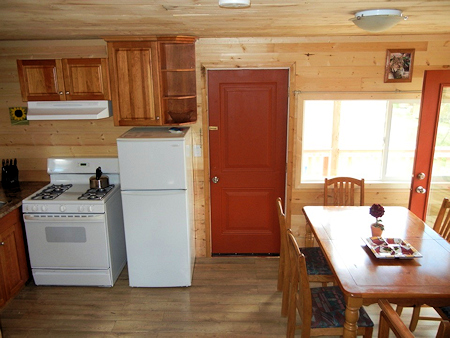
369;204;385;237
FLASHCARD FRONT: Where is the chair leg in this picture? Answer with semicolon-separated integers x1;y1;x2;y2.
277;251;284;291
378;312;391;338
396;305;403;315
281;257;290;317
409;305;421;332
363;326;373;338
286;274;297;337
436;320;450;338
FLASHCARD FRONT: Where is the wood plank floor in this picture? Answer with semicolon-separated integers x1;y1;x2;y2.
0;257;443;337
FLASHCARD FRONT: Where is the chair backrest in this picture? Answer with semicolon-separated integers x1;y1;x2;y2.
378;299;450;338
324;176;365;206
378;299;415;338
433;198;450;242
277;197;287;233
276;197;288;266
287;229;312;336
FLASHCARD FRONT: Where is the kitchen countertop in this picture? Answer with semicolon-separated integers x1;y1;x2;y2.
0;182;48;219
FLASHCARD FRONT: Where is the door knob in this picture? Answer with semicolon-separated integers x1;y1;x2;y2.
211;176;219;184
416;172;426;180
415;186;426;194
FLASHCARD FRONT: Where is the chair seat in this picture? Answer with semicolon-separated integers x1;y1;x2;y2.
311;286;374;329
301;247;333;275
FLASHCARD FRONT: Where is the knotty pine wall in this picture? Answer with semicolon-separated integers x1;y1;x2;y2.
1;35;449;256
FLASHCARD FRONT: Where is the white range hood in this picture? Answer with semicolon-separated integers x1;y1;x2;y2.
27;101;112;120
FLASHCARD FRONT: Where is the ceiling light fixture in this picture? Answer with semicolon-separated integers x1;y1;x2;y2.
219;0;251;8
350;9;408;32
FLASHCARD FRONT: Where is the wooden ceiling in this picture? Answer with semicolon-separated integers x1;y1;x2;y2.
0;0;449;40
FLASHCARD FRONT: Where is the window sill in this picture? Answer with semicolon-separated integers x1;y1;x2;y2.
297;181;411;190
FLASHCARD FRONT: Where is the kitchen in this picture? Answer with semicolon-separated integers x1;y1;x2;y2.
0;0;450;336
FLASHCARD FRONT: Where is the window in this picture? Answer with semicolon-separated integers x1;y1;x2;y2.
301;99;420;183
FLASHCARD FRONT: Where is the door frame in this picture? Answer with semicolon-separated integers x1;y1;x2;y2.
201;64;297;257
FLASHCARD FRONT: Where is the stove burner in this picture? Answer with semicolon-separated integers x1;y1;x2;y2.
78;185;115;200
31;184;73;200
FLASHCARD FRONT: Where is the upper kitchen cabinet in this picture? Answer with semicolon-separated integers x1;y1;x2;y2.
159;38;197;125
105;39;161;126
105;36;197;126
17;58;110;101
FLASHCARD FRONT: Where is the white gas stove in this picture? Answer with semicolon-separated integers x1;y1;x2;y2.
22;158;126;287
23;158;121;214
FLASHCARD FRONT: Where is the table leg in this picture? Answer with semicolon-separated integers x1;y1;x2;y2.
305;220;314;247
343;296;363;338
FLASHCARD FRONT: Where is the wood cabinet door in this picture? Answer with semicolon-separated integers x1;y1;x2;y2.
62;58;110;100
0;209;29;307
107;41;162;126
17;59;65;101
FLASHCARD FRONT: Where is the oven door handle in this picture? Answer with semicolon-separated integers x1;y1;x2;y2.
23;214;105;222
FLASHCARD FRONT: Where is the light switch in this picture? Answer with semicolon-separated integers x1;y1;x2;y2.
194;145;202;157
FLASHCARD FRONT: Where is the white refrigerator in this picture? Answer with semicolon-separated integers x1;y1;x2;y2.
117;127;195;287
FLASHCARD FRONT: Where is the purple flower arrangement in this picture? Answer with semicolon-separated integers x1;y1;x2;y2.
370;204;385;230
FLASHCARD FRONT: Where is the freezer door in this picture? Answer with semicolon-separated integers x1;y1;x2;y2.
121;190;193;287
117;138;187;190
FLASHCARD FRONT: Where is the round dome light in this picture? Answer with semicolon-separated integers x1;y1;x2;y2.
350;9;407;32
219;0;251;8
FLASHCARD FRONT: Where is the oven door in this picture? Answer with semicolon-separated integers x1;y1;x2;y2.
23;214;110;269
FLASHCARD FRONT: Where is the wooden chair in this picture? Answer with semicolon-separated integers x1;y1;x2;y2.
324;177;365;206
305;176;364;247
433;197;450;242
286;229;374;338
379;300;450;338
396;197;450;331
276;198;335;317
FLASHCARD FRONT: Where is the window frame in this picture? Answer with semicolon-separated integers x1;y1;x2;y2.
294;92;422;189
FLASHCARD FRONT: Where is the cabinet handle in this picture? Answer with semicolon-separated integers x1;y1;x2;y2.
59;91;63;95
0;242;4;246
66;91;70;95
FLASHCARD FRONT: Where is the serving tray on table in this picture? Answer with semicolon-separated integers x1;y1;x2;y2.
364;237;423;259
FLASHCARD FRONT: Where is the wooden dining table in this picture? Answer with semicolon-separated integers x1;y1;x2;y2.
302;205;450;338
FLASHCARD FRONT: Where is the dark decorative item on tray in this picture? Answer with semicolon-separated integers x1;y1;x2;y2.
168;110;194;123
364;237;422;259
370;203;385;235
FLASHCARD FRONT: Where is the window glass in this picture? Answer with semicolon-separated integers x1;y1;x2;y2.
301;99;420;183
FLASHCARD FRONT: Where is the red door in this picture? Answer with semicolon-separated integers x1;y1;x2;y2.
409;70;450;220
208;69;289;254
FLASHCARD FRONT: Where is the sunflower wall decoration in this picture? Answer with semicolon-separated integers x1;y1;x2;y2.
9;107;29;125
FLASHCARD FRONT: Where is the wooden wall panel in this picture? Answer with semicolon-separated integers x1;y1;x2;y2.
1;35;449;257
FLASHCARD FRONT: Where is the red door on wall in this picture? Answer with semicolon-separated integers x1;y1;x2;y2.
208;69;289;254
409;70;450;221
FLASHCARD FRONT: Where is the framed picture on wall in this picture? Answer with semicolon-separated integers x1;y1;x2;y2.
384;49;415;83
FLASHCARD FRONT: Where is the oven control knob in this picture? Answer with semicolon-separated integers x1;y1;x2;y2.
32;205;38;212
60;205;66;212
78;205;85;212
89;205;94;212
41;205;47;212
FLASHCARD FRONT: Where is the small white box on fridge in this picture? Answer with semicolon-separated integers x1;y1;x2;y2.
117;127;195;287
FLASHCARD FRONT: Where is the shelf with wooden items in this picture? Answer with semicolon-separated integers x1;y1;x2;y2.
0;208;29;308
158;38;197;125
104;36;197;126
17;58;110;101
